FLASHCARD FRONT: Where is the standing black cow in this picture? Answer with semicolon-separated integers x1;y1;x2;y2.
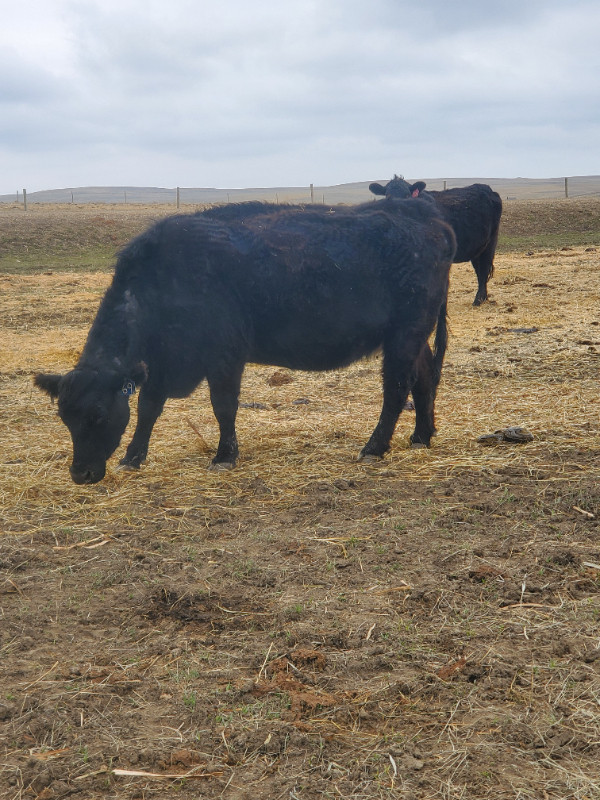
369;175;502;305
34;198;455;484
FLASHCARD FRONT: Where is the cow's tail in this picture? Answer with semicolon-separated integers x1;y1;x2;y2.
432;298;448;388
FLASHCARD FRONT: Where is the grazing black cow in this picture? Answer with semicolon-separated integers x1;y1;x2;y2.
34;198;456;484
369;175;502;305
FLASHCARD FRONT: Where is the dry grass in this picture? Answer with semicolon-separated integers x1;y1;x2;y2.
3;245;599;521
1;204;600;799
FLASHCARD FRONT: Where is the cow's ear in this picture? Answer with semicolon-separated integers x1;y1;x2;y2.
369;182;387;196
410;181;427;197
115;362;148;396
34;373;63;400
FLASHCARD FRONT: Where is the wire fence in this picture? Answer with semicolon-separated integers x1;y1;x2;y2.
3;176;600;209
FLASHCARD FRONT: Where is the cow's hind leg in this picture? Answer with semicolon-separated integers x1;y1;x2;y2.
409;345;437;448
120;387;166;468
207;366;243;470
471;236;498;306
358;344;417;461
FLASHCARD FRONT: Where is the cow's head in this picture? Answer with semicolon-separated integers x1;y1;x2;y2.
369;175;428;199
34;363;147;484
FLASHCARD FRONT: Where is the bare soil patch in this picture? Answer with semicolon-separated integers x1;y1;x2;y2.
1;204;600;799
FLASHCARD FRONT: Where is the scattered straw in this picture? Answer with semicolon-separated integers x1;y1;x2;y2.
2;205;600;800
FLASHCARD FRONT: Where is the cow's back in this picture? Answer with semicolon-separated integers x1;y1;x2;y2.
235;204;454;369
426;184;502;262
110;201;455;373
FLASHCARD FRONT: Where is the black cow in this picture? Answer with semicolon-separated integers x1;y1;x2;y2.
34;198;456;484
369;175;502;305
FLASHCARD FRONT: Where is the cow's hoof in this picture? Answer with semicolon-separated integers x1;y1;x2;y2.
116;461;141;471
357;453;384;464
410;441;428;450
208;461;236;472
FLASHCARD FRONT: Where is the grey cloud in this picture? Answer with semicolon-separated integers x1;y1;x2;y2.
1;0;598;192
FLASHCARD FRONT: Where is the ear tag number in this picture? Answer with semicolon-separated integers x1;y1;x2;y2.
122;380;136;397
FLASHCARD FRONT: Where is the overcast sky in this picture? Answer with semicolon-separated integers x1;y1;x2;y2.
1;0;598;194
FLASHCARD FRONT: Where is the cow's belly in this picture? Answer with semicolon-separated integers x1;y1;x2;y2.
250;316;385;372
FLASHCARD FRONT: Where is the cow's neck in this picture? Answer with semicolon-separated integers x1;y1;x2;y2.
77;284;147;375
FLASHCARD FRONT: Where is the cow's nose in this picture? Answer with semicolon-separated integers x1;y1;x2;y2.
70;465;103;484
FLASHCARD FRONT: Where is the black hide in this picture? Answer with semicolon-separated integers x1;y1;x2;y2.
35;198;455;483
370;176;502;305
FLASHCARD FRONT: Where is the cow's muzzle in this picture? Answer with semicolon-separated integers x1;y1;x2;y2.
70;463;106;484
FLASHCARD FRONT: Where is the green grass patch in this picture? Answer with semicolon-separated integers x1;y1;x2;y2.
498;229;600;252
498;197;600;252
0;247;117;274
1;198;599;275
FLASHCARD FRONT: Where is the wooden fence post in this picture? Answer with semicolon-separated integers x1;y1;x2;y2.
310;183;314;203
177;187;180;208
564;177;569;198
23;189;27;211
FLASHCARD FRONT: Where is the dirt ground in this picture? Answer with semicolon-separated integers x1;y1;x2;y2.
1;204;600;799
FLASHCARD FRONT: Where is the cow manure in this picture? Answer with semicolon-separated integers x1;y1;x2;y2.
333;479;354;490
243;476;272;496
267;369;293;386
478;427;534;445
478;432;504;445
498;426;534;443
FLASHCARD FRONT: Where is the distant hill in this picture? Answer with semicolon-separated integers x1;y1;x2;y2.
2;176;599;205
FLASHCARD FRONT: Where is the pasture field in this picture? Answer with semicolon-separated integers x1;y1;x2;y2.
1;199;600;799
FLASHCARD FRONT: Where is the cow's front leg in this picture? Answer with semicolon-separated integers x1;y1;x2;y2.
120;387;166;469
